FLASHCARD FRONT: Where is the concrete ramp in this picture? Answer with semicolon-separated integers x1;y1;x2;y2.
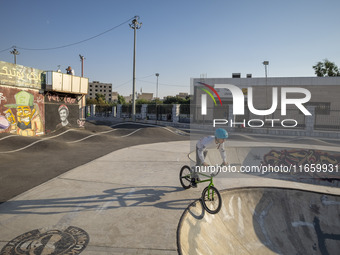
177;187;340;255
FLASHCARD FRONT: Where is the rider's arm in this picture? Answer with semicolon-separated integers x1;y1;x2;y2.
197;136;215;165
196;137;211;165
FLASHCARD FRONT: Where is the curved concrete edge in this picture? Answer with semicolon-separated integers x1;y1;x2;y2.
177;200;200;255
177;186;340;255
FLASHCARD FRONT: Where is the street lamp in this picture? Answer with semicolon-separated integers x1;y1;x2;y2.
263;61;269;85
263;61;269;130
155;73;159;99
79;54;85;77
10;47;20;64
129;16;142;121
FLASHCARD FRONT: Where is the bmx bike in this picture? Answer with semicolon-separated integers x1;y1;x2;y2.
179;165;222;214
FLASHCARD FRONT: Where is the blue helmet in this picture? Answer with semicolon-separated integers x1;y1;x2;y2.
215;128;228;139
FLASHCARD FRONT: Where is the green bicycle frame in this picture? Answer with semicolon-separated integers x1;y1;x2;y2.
196;172;215;198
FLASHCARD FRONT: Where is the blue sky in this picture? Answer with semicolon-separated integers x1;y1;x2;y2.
1;0;339;98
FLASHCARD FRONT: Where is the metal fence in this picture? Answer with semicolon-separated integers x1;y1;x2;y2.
89;103;340;132
146;104;173;121
95;105;113;117
179;104;190;123
314;108;340;131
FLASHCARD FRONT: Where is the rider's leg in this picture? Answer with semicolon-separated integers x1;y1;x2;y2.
191;147;204;187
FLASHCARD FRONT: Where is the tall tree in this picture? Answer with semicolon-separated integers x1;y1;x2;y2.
95;93;106;105
313;59;340;77
117;94;126;105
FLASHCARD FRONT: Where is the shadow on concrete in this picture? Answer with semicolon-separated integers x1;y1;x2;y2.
0;186;195;215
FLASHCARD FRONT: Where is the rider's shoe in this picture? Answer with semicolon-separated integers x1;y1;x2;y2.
191;178;197;188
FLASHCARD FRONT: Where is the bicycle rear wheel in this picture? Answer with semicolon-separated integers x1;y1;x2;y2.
201;186;222;214
179;165;192;189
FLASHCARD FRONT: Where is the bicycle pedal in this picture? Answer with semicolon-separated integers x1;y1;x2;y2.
191;183;197;188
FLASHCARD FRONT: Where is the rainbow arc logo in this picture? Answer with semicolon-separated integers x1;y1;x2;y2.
197;82;223;106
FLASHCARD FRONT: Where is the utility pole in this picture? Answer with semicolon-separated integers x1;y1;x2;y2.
129;16;142;121
10;48;20;64
79;54;85;77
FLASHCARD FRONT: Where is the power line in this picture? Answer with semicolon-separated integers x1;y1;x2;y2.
137;79;188;87
0;17;135;52
112;75;153;89
138;74;154;79
0;47;14;53
112;79;133;89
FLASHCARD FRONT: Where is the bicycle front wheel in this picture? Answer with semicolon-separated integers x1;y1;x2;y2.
201;186;222;214
179;165;192;189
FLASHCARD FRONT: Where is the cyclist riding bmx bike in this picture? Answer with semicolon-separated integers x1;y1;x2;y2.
179;128;229;214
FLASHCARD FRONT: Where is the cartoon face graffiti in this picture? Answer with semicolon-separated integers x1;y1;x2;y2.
4;91;43;136
17;105;36;128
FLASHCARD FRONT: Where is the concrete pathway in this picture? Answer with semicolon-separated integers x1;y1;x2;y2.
0;141;200;254
1;140;340;254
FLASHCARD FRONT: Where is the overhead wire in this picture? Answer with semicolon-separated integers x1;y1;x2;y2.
0;16;135;52
0;47;14;53
112;74;154;89
137;79;188;87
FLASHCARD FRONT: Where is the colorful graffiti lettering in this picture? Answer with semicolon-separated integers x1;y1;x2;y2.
47;93;60;102
47;92;77;104
261;149;340;179
4;91;44;136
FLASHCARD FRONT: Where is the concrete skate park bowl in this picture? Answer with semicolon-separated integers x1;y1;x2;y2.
177;187;340;255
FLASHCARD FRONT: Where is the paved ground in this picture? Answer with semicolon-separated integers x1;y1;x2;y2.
1;121;340;254
0;121;188;203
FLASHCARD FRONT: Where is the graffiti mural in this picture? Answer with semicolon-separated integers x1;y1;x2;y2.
0;61;45;89
261;149;340;180
0;87;44;136
44;92;82;133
